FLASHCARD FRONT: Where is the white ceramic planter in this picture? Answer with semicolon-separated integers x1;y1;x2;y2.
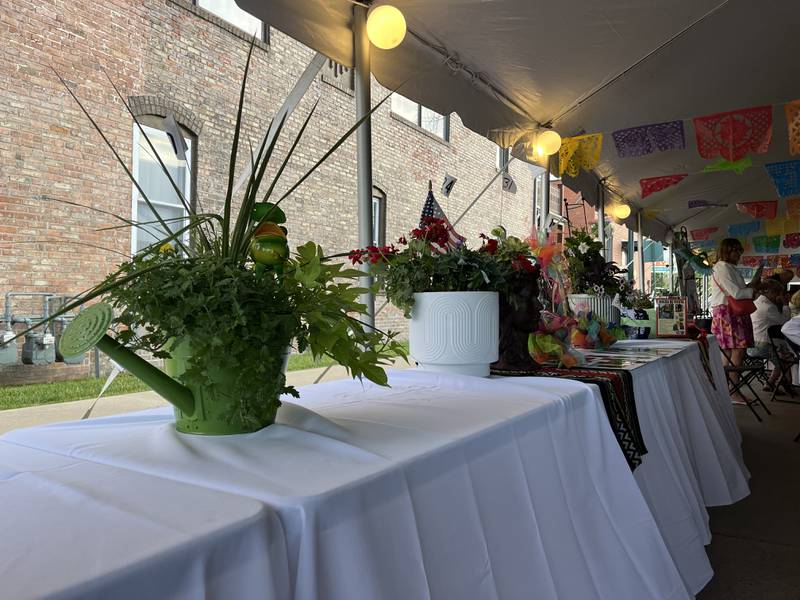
568;293;620;324
409;291;499;377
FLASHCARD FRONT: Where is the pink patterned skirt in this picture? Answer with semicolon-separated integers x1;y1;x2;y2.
711;304;754;349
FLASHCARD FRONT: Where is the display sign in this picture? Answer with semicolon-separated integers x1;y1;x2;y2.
655;296;688;337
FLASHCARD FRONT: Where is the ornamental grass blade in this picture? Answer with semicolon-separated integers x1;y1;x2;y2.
230;112;288;260
103;69;210;251
248;92;390;244
222;36;256;256
254;99;320;221
51;68;190;256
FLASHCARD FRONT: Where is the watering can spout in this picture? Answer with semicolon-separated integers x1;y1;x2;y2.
58;303;195;416
95;335;195;416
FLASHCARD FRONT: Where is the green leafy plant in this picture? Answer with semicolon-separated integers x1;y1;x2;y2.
3;38;405;428
563;229;625;296
349;218;509;317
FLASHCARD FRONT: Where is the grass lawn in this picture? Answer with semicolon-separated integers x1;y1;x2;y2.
1;344;408;411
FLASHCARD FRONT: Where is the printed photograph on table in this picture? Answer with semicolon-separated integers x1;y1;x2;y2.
655;296;688;337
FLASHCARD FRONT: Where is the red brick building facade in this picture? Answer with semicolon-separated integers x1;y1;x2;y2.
1;0;538;383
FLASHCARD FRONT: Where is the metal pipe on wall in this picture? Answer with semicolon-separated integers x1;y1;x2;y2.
353;5;375;327
541;156;551;232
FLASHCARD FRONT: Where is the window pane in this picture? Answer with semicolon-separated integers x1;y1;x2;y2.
421;106;446;138
137;125;189;206
197;0;262;37
135;202;186;253
391;94;419;123
134;123;192;253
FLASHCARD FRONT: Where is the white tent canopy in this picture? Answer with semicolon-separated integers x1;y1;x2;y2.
239;0;800;242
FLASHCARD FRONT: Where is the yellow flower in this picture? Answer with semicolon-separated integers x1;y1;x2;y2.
159;243;174;254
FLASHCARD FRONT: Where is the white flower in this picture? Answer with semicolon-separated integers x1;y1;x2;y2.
578;242;589;254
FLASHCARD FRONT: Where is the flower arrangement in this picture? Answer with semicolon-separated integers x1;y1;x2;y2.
350;217;507;317
570;311;625;349
529;311;585;368
3;41;405;433
563;229;625;296
618;280;654;310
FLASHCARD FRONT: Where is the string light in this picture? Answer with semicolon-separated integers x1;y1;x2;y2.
366;5;406;50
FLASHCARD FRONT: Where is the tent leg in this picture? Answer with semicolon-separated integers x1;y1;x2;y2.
637;211;646;293
597;185;606;259
353;5;375;328
540;157;551;233
627;228;634;282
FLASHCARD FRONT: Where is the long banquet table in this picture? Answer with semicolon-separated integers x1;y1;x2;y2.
0;338;748;600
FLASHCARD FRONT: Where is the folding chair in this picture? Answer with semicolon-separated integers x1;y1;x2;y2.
766;325;800;404
720;347;771;422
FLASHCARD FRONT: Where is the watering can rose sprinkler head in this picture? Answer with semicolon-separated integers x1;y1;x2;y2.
59;303;195;415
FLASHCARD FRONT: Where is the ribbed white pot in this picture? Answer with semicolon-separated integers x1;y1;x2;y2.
568;293;620;324
409;291;499;377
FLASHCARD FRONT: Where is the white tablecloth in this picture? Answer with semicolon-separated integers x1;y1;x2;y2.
0;441;289;600
2;370;691;600
495;338;750;595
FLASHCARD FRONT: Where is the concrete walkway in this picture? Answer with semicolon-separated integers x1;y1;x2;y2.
0;361;408;435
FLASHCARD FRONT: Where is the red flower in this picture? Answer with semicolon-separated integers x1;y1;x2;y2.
511;253;538;273
480;239;498;255
348;249;365;265
398;236;408;245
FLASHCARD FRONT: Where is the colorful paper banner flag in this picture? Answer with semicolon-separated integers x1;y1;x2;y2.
694;105;772;162
559;133;603;177
786;100;800;156
736;200;777;220
690;227;719;241
736;238;753;253
784;233;800;249
741;256;763;268
691;240;716;250
640;173;688;199
687;199;725;209
765;218;786;236
767;255;791;268
791;254;800;267
612;120;685;158
728;221;761;237
788;198;800;217
701;156;752;175
738;267;756;279
765;160;800;198
753;235;781;253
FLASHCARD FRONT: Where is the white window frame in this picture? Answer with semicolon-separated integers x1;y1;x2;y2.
390;94;450;141
195;0;266;40
131;123;193;255
372;190;387;247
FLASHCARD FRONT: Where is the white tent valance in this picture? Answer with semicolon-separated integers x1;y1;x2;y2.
238;0;800;242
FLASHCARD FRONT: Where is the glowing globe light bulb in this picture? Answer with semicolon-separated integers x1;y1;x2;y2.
366;5;407;50
611;203;631;219
535;129;562;156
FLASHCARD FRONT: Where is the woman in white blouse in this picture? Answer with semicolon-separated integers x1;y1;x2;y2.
711;238;759;401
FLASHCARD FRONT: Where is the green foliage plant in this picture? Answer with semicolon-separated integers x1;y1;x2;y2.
563;229;626;297
4;38;405;429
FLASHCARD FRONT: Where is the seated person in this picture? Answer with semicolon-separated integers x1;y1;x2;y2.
789;289;800;318
749;279;792;390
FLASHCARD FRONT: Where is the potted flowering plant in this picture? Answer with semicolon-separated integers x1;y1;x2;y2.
563;229;625;323
477;227;542;371
2;42;405;435
351;217;505;377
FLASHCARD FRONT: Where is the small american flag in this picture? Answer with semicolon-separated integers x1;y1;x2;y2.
420;187;466;250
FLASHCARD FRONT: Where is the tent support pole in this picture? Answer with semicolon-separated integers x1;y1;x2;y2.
541;157;551;233
597;184;606;258
353;5;375;327
637;211;646;292
627;227;634;282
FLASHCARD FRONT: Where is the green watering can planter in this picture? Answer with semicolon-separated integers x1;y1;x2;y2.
59;303;272;435
60;304;293;435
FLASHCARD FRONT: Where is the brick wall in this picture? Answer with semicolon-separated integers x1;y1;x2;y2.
1;0;535;385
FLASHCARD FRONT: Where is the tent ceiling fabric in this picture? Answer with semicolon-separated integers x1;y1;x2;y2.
239;0;800;242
